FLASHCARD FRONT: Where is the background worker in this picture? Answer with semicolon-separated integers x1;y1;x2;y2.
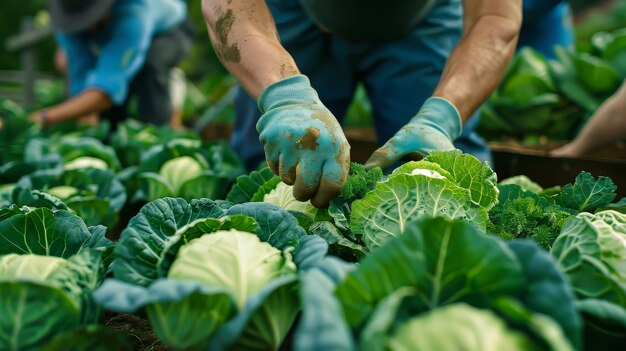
202;0;522;207
28;0;192;129
551;81;626;157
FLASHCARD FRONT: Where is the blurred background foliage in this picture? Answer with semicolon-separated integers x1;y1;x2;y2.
0;0;625;128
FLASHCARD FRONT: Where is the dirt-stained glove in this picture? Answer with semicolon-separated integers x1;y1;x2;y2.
365;97;461;170
257;75;350;208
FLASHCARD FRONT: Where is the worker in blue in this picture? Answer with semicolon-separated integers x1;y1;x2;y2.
519;0;574;58
28;0;192;129
202;0;522;208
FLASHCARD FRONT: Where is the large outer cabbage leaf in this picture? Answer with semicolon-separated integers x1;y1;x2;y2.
575;299;626;347
168;230;296;309
93;279;237;350
18;168;127;227
351;173;487;250
0;250;106;350
209;275;300;351
177;170;232;201
553;172;617;213
293;245;356;351
0;187;69;211
0;281;81;351
50;249;106;324
226;202;307;249
40;325;134;351
423;150;499;210
112;198;229;286
0;254;67;281
387;303;538;351
0;208;94;257
505;241;582;349
336;217;524;327
227;167;279;204
552;215;626;306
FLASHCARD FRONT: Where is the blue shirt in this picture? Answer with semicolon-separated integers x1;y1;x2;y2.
56;0;187;105
522;0;563;22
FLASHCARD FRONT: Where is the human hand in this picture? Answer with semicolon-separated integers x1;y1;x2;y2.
365;97;462;170
27;110;49;126
257;75;350;208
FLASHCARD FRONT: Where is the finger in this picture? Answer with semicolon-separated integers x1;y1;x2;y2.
364;145;400;171
266;158;279;175
262;141;281;176
311;144;350;208
293;160;321;202
279;153;298;185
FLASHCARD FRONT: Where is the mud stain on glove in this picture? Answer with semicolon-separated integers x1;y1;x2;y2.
297;127;320;151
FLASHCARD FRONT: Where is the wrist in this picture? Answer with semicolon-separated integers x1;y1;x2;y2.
257;74;320;113
413;97;462;140
40;110;50;125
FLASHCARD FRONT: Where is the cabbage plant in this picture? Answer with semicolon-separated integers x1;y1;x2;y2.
137;140;245;202
95;198;328;350
17;168;127;227
552;211;626;347
0;206;112;350
294;217;582;351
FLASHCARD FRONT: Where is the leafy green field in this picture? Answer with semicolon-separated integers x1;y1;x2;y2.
2;98;626;350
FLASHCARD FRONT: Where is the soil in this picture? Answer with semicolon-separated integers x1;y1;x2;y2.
103;313;167;351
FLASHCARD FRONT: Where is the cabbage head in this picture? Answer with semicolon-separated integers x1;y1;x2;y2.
159;156;203;194
168;230;296;308
263;182;318;219
387;303;538;351
63;156;109;171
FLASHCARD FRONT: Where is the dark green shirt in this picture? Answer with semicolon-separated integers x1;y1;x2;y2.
299;0;439;41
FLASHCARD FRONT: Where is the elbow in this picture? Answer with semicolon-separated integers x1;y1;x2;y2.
493;16;521;49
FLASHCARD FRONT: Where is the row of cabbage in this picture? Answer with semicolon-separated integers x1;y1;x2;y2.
0;98;246;230
3;146;626;350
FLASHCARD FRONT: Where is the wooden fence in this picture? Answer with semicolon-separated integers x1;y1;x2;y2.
2;17;55;107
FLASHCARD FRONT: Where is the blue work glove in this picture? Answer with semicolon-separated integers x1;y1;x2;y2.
257;75;350;208
365;97;462;170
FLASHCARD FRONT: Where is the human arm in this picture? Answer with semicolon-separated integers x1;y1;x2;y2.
201;0;301;99
366;0;522;169
202;0;350;207
550;82;626;157
31;12;153;126
28;89;110;125
433;0;522;120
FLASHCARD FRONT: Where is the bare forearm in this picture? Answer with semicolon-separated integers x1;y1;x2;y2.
434;1;521;120
568;83;626;154
46;89;111;123
202;0;300;99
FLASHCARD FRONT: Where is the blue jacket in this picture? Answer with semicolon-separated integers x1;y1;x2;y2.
56;0;187;105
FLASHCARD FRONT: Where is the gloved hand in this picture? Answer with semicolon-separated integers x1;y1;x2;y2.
257;75;350;208
365;97;462;170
